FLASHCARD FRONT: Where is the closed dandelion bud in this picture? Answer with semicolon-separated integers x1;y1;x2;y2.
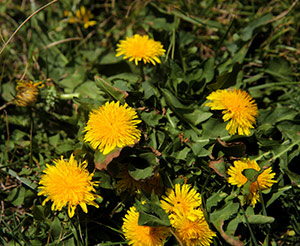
15;80;42;107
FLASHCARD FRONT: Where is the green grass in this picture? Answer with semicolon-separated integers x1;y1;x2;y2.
1;0;300;245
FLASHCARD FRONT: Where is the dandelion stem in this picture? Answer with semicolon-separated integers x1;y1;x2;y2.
0;101;13;111
29;109;33;168
257;182;267;217
240;204;258;246
169;228;183;246
140;63;145;81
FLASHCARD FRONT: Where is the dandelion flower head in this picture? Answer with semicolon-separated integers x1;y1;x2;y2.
122;206;169;246
227;158;276;207
206;88;258;136
66;6;96;29
160;184;202;223
15;80;42;107
116;34;165;65
38;154;99;218
84;101;141;155
172;213;216;246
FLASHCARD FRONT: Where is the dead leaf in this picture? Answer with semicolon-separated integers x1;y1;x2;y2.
95;148;122;170
219;220;244;246
142;146;162;157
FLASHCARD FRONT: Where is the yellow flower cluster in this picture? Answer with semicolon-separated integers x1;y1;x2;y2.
38;101;142;217
123;184;216;246
33;30;278;246
161;184;216;246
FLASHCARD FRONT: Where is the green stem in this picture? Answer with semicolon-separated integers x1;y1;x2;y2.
140;63;145;81
257;182;267;217
240;204;258;246
29;109;33;168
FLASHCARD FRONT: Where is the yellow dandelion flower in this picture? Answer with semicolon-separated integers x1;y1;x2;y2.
122;206;170;246
160;184;202;224
115;166;141;195
67;6;96;28
15;80;42;107
227;158;276;207
116;34;166;65
206;88;258;136
172;212;216;246
84;101;141;155
38;154;99;218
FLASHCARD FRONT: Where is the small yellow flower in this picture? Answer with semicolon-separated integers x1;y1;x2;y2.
122;206;170;246
172;213;216;246
161;184;202;217
206;88;258;136
38;154;99;218
116;34;166;65
15;80;42;107
67;6;96;29
227;158;277;207
84;101;141;155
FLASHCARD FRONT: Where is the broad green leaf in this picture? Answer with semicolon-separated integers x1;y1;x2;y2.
263;58;294;82
33;205;46;221
242;168;261;183
202;57;215;83
59;69;85;91
6;186;25;206
208;63;242;90
183;109;212;126
247;215;275;224
1;81;15;101
136;197;171;227
141;110;161;126
240;13;273;41
210;201;240;231
51;217;62;239
128;153;158;180
75;80;103;99
93;171;114;189
206;191;228;212
142;81;160;99
95;77;127;104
